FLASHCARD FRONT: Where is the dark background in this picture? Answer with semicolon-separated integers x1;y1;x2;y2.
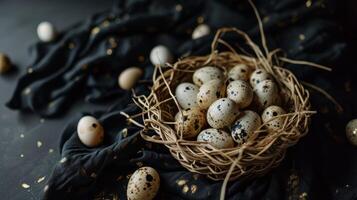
0;0;357;200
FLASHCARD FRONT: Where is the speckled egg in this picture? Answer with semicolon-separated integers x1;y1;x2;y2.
127;167;160;200
262;105;286;131
197;79;225;109
231;110;261;145
227;80;253;108
77;116;104;147
175;82;199;109
193;66;224;86
207;98;239;128
228;64;251;82
192;24;211;39
253;79;280;110
150;45;173;67
250;69;272;88
37;21;57;42
175;108;206;138
197;128;235;149
118;67;143;90
346;119;357;146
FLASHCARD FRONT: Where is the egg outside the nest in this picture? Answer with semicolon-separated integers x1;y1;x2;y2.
127;167;160;200
77;116;104;147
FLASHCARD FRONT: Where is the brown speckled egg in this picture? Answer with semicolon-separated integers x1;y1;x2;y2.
346;119;357;146
231;110;261;145
197;128;234;149
207;98;239;128
197;79;225;109
262;105;286;131
227;80;253;109
193;66;224;86
175;82;199;109
228;64;251;82
250;69;272;88
127;167;160;200
253;79;280;110
175;108;206;138
77;116;104;147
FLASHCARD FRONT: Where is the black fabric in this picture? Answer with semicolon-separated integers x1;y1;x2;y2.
6;0;357;199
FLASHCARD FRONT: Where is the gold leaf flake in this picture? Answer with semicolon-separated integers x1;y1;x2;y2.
122;128;128;138
263;16;270;23
44;185;49;192
177;179;187;186
101;20;110;28
37;176;46;183
49;149;54;153
23;88;31;95
182;185;189;193
21;183;30;189
60;157;67;163
107;49;113;55
28;68;33;74
191;185;197;194
299;34;305;41
20;134;25;138
197;16;204;24
20;154;24;158
175;4;183;12
91;27;100;36
305;0;312;8
37;141;43;148
136;162;143;167
68;42;75;49
90;172;97;178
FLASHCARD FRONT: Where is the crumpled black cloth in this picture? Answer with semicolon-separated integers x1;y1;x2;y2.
7;0;357;199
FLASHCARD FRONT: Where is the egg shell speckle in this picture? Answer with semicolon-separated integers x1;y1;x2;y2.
250;69;272;88
197;79;225;109
231;110;261;145
253;79;280;110
175;108;206;138
227;80;253;108
228;64;251;82
127;167;160;200
207;98;239;129
193;66;224;87
77;116;104;147
262;105;286;131
346;119;357;146
175;82;199;109
149;45;173;67
197;128;234;149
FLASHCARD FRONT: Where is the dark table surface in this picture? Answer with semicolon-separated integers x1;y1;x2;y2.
0;0;113;199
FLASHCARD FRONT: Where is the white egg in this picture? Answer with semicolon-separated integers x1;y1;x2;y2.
262;105;286;131
207;98;239;128
231;110;261;145
127;167;160;200
175;108;206;138
253;79;280;110
197;79;225;109
77;116;104;147
193;66;224;86
118;67;143;90
149;45;173;67
175;82;199;109
250;69;272;88
227;80;253;109
228;64;251;82
197;128;234;149
346;119;357;146
192;24;211;39
37;21;57;42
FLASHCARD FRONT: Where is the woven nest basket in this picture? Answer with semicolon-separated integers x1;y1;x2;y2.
132;27;319;184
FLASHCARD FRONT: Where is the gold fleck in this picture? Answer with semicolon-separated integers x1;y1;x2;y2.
126;173;132;179
182;185;189;193
49;149;54;153
109;37;117;48
107;49;113;55
20;154;24;158
177;179;187;186
68;42;75;49
21;183;30;189
175;4;183;12
138;55;145;62
353;129;357;135
306;0;312;8
299;34;305;41
197;16;204;24
299;192;308;199
23;87;31;95
122;128;128;138
44;185;49;192
37;141;43;148
37;176;46;183
101;20;110;28
60;157;67;163
191;185;197;194
90;173;97;178
263;16;270;23
113;155;117;160
91;27;100;36
28;68;33;74
20;134;25;138
193;174;199;180
81;64;88;70
136;162;143;167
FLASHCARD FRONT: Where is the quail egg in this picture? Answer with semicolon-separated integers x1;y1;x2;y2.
250;69;272;88
193;66;224;86
77;116;104;147
346;119;357;146
262;105;286;131
207;98;239;128
227;80;253;109
231;110;262;145
127;167;160;200
197;128;235;149
150;45;173;67
175;108;206;138
228;64;251;82
175;82;199;109
197;79;225;109
253;79;280;110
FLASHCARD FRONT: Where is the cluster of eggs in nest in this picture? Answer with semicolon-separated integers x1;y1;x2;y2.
174;65;287;149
